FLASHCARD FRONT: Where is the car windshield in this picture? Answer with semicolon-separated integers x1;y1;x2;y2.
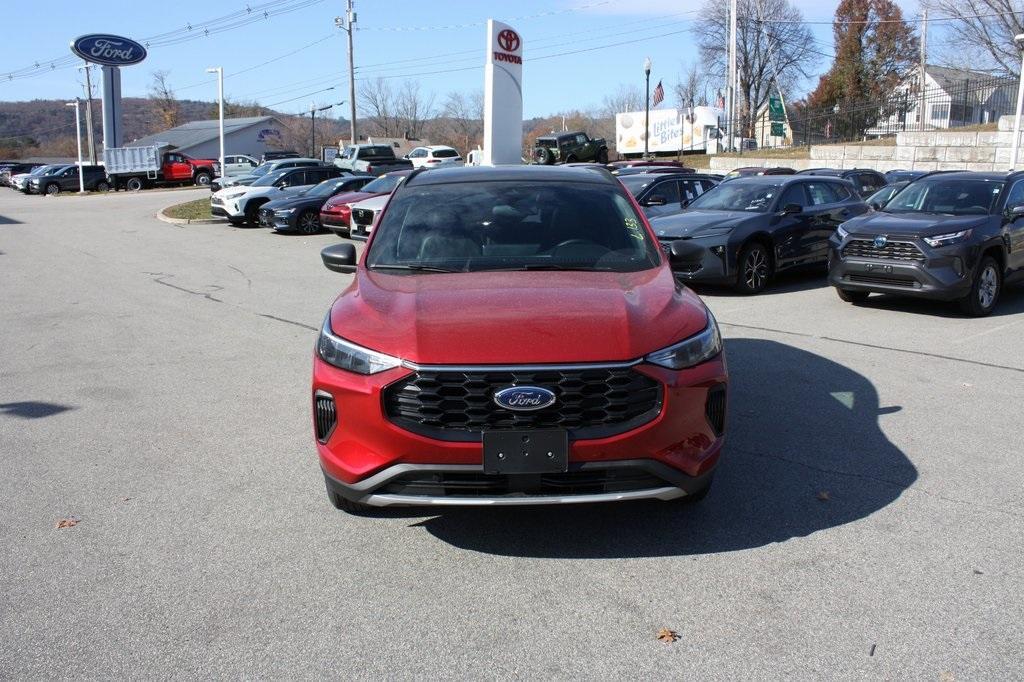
252;170;289;187
618;176;655;196
867;183;906;206
305;178;347;197
884;178;1003;215
685;181;782;212
361;174;404;194
366;180;661;273
249;164;272;177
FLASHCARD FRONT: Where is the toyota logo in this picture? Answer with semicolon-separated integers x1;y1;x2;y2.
873;235;888;248
497;29;520;52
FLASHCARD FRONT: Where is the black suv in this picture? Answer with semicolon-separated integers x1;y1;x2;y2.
533;131;608;165
29;165;109;194
828;171;1024;316
618;172;720;219
649;174;870;294
797;168;887;197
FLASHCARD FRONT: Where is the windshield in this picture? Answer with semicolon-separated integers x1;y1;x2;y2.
366;181;660;274
250;164;272;177
884;178;1003;215
618;176;654;196
252;169;289;187
361;174;405;194
305;178;345;197
686;181;782;212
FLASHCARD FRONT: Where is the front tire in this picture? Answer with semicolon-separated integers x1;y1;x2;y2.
959;256;1001;317
194;171;212;187
45;183;60;196
596;148;609;164
836;287;870;303
297;209;321;235
126;177;144;192
95;180;110;192
244;202;262;226
734;242;772;295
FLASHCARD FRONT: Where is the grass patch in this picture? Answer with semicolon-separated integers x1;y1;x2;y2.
163;198;212;221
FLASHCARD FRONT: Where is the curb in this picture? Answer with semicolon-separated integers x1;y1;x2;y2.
156;207;222;226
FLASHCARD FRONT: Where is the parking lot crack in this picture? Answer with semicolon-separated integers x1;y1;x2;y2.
151;275;224;303
720;321;1024;374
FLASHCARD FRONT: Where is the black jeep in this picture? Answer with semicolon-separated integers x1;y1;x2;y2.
533;131;608;165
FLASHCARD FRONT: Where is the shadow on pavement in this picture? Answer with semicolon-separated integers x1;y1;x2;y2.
416;338;917;558
0;401;75;419
693;265;830;298
0;214;23;225
848;284;1024;319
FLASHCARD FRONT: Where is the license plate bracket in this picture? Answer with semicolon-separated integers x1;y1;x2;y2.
482;430;568;475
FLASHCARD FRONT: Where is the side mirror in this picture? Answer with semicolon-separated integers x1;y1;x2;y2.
321;243;357;274
644;194;668;207
1010;204;1024;217
669;240;705;266
781;203;802;215
870;201;884;211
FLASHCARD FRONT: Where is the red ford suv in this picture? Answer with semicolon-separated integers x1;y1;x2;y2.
313;165;728;512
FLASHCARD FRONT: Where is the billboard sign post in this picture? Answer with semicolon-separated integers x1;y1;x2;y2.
70;34;147;151
482;20;523;165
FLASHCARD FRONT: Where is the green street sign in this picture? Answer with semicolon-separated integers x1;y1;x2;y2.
768;95;785;122
771;121;785;137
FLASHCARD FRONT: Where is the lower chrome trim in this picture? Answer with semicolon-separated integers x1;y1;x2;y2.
361;487;686;507
400;359;642;372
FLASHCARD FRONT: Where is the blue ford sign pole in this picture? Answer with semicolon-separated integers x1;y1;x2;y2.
70;34;147;152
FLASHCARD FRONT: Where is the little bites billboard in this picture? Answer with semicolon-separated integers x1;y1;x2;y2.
482;20;523;165
616;106;725;155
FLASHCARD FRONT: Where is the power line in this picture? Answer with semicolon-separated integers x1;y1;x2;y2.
357;0;613;31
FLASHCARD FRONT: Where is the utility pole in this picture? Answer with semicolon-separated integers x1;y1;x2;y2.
919;9;928;132
727;0;738;152
310;102;317;158
336;1;357;146
79;63;97;164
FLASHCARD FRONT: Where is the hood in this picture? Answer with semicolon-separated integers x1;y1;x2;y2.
650;210;761;238
262;193;328;212
845;211;991;237
330;267;709;365
239;185;311;200
352;194;390;211
323;190;380;210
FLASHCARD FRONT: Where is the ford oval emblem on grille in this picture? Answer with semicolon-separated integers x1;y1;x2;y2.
873;235;888;248
493;386;556;411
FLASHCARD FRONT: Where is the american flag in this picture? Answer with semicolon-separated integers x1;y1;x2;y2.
652;80;664;108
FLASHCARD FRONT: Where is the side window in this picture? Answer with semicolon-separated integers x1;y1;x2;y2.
1003;179;1024;209
830;182;852;201
778;184;809;208
679;179;706;202
654;180;682;205
410;149;427;158
699;179;718;194
576;133;587;145
806;182;839;206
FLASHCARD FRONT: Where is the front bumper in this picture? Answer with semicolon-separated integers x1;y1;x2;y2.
210;198;243;219
313;356;727;507
828;234;975;301
659;237;734;284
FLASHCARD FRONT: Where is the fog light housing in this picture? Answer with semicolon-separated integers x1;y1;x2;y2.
711;245;726;260
952;257;964;277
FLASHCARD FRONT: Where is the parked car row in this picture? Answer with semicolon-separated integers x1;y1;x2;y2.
1;162;110;194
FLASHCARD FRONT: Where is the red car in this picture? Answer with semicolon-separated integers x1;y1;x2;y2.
313;165;727;512
319;170;412;238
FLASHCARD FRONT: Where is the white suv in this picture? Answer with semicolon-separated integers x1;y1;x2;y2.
406;145;463;169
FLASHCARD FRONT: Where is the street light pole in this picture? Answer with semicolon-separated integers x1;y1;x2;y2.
335;1;357;146
206;67;225;179
643;57;652;159
1010;34;1024;170
77;63;97;164
65;100;85;194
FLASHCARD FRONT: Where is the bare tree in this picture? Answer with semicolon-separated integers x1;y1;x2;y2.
929;0;1024;74
437;89;484;152
358;77;400;137
695;0;817;134
148;71;180;131
396;80;435;139
600;84;644;118
675;63;709;108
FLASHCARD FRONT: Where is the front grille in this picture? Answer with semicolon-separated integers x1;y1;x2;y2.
383;366;663;441
379;467;669;497
705;385;727;436
842;238;924;262
847;273;919;288
352;208;374;226
314;392;337;443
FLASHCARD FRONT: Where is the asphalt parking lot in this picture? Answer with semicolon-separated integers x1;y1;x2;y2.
1;189;1022;679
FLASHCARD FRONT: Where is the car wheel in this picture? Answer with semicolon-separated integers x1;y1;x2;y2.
194;172;212;186
324;476;375;515
959;256;1001;317
734;242;772;294
596;148;609;164
95;181;110;192
244;203;262;226
836;287;870;303
297;210;321;234
45;183;60;196
227;217;245;226
126;177;144;192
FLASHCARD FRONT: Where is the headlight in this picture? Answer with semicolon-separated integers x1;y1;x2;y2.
923;229;972;247
274;208;295;216
692;227;733;238
836;224;849;240
223;191;246;200
317;315;402;374
645;310;722;369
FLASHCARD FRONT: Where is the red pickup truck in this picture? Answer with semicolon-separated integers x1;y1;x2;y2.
104;146;221;191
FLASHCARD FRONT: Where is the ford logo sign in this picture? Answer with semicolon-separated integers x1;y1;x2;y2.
873;235;888;249
493;386;556;412
70;34;147;67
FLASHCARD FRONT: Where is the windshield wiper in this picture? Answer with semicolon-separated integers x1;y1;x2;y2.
370;264;461;273
488;264;610;272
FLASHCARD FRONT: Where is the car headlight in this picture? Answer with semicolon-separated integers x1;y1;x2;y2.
923;229;972;247
836;224;849;240
317;315;402;374
692;227;734;238
274;208;296;216
644;310;722;369
223;191;246;200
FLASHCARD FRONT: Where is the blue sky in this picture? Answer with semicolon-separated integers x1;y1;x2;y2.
1;0;923;119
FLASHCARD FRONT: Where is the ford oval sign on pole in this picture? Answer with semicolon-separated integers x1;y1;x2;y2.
70;34;146;151
70;34;147;67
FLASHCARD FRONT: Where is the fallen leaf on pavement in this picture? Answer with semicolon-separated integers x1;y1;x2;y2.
55;517;79;529
817;491;830;501
656;628;679;643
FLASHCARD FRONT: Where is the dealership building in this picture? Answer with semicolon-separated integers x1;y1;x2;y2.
124;115;287;159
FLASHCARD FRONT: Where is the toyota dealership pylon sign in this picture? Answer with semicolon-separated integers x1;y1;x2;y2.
482;19;523;165
69;33;147;151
